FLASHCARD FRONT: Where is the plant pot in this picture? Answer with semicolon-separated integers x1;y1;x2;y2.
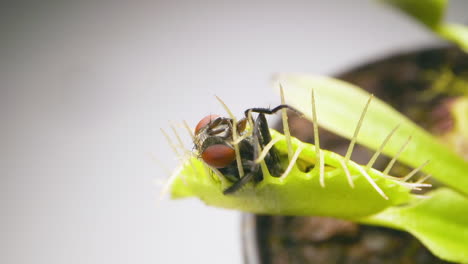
242;46;468;264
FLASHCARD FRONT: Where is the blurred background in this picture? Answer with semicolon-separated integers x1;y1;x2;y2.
1;1;467;263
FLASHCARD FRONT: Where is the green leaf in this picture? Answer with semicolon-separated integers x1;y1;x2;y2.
382;0;446;28
382;0;468;51
361;188;468;262
452;97;468;137
435;23;468;51
278;74;468;196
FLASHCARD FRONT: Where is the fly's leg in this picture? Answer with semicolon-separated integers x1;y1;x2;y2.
243;104;301;118
223;145;260;194
222;162;257;194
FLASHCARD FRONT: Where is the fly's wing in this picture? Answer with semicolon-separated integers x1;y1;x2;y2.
255;113;283;177
223;116;267;194
222;112;285;194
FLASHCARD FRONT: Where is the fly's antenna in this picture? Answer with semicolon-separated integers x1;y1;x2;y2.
215;96;245;178
344;95;373;163
310;88;325;187
366;124;400;169
280;84;293;162
383;135;413;176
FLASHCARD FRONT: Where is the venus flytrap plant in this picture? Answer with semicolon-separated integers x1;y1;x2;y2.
166;74;468;262
169;88;430;218
160;1;468;261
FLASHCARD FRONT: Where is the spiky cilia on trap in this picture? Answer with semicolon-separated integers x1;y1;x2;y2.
165;87;431;218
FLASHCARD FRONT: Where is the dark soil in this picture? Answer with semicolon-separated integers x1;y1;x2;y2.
250;46;468;264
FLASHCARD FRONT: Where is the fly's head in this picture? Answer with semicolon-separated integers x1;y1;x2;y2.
193;114;245;168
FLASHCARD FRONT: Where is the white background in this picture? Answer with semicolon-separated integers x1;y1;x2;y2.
2;1;467;263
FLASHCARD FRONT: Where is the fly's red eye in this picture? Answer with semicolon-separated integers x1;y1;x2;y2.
201;144;236;168
195;114;220;134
